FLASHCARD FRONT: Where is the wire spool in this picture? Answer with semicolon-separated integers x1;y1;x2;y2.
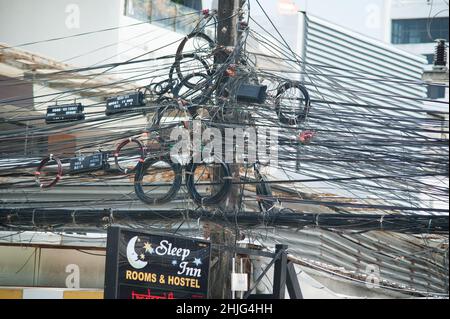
275;81;311;125
151;101;192;148
186;160;232;206
172;53;213;89
176;32;215;75
35;154;63;189
172;72;213;107
114;138;146;174
134;157;182;205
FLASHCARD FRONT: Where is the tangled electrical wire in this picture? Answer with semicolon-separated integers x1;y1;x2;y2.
0;1;448;298
0;2;448;228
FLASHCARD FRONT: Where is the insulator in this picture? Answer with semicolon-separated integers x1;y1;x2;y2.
434;39;447;67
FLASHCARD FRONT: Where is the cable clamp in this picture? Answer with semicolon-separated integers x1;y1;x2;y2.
200;197;207;210
274;200;283;210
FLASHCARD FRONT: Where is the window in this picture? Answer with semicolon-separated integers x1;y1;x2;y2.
427;84;446;99
171;0;202;10
124;0;202;34
392;18;449;44
423;53;435;65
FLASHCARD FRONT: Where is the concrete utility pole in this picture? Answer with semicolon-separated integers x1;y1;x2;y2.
206;0;245;299
217;1;240;57
215;0;246;213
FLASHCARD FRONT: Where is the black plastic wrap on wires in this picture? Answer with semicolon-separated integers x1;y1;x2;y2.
254;165;276;213
0;208;448;234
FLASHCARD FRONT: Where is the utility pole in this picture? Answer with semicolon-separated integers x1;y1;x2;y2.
215;0;246;212
216;1;240;59
206;0;245;299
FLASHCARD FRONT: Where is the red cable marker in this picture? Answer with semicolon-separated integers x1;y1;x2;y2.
35;154;63;189
114;138;146;174
299;130;315;144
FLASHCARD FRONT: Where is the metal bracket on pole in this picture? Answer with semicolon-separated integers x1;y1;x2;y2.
272;244;288;299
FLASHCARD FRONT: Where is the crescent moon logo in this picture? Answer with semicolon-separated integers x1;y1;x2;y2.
126;236;148;269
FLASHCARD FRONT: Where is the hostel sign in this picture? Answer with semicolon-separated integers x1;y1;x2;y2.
104;226;211;299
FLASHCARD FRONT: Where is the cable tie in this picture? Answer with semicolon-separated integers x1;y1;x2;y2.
315;214;319;227
274;200;283;210
380;214;385;230
201;197;206;210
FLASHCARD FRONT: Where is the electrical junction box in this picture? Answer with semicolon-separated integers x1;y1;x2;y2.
69;152;107;174
105;92;145;115
236;84;267;104
45;103;84;124
231;273;248;292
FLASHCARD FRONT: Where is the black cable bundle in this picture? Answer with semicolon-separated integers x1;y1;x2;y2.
134;157;182;205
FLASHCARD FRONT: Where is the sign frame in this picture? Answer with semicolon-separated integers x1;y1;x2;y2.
104;226;211;299
45;103;85;124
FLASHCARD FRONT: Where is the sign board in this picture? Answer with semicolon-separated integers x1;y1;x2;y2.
45;103;84;124
105;92;145;115
69;153;107;174
104;226;211;299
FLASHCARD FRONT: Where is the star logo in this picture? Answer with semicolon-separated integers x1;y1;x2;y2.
144;242;154;254
172;260;178;266
140;253;145;260
193;258;202;266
